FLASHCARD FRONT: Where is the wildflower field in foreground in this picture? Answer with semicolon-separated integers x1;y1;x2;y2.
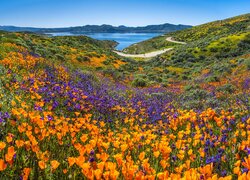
0;42;249;180
0;14;250;179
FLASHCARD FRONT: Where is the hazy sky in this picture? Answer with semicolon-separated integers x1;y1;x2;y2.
0;0;249;27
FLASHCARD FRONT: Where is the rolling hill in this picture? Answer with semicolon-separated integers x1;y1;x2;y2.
0;23;192;33
123;13;250;54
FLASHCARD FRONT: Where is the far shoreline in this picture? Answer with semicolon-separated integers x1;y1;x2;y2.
46;32;163;50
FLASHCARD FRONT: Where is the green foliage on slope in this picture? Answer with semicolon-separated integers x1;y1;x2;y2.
0;31;117;60
123;36;179;54
113;14;249;86
124;13;250;54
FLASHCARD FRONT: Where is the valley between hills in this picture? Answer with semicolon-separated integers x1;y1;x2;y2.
0;13;249;179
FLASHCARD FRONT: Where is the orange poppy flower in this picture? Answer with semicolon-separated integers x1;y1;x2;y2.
51;160;60;170
114;153;123;167
15;140;25;148
157;171;169;180
121;144;128;152
63;169;68;174
235;160;241;167
238;172;250;180
76;156;86;168
110;170;119;180
38;161;46;169
6;136;13;143
160;160;167;169
0;142;6;150
242;155;250;170
68;157;76;167
153;151;160;158
100;153;109;162
5;146;15;162
233;167;240;175
94;169;102;180
23;168;31;180
177;150;185;160
23;167;31;175
80;134;88;143
0;159;7;171
100;121;105;127
188;149;193;156
199;164;213;178
75;112;80;116
18;125;26;133
164;146;172;154
139;152;145;161
11;100;16;106
102;142;110;150
97;162;105;171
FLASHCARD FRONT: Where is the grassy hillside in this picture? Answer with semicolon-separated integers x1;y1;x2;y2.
122;35;179;54
124;13;250;54
0;31;117;60
118;14;250;88
0;31;133;72
0;14;249;179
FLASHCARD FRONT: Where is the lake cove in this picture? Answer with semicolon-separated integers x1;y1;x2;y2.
47;32;161;50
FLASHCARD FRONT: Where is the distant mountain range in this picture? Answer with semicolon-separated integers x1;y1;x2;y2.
0;23;192;33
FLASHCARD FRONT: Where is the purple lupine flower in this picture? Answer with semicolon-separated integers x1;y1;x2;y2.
171;156;177;162
4;112;10;119
245;147;250;155
206;157;212;164
90;150;95;156
89;157;95;163
242;168;248;173
0;118;4;123
47;115;53;121
204;147;209;153
221;170;227;177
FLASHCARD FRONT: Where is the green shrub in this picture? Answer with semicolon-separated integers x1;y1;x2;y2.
55;54;65;61
205;75;220;82
180;88;218;110
184;84;200;91
216;83;235;93
210;47;218;52
132;78;147;87
245;59;250;70
76;56;90;62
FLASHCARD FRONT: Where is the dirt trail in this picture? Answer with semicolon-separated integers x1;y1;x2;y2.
113;48;173;58
114;37;186;58
165;37;186;44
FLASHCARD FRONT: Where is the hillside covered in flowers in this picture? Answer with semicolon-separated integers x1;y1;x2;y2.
0;14;249;179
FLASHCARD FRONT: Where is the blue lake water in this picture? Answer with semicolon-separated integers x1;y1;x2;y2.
47;32;161;50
